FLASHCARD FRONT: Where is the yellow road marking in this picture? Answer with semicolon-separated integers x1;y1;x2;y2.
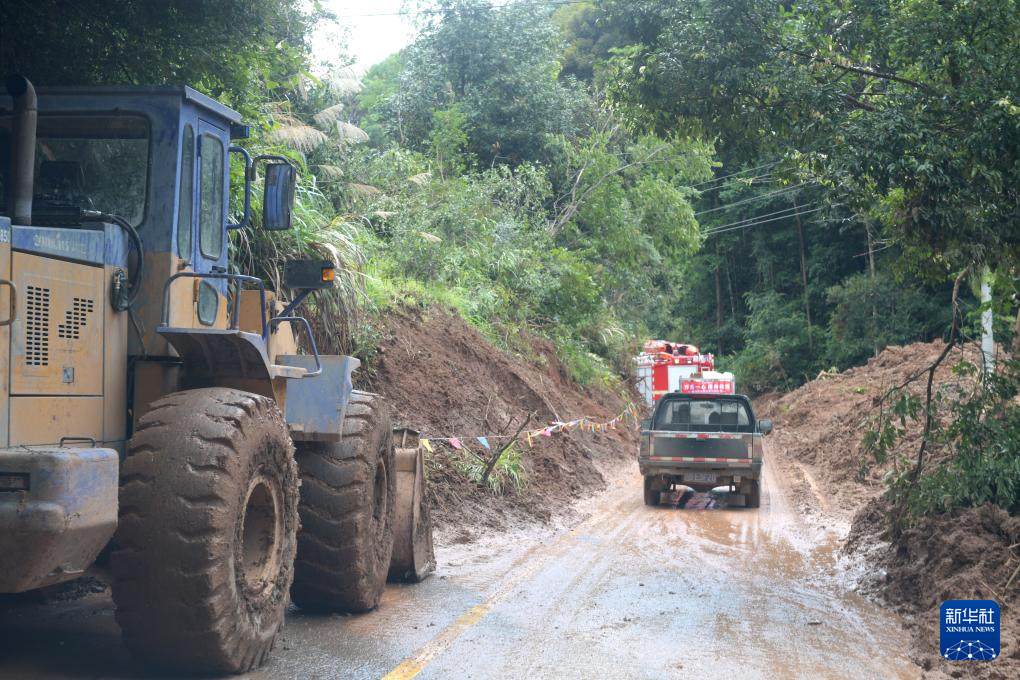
381;499;645;679
381;529;582;680
381;602;492;680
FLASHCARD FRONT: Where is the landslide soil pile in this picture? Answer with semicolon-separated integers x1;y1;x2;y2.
360;308;637;535
764;341;1019;679
763;341;978;521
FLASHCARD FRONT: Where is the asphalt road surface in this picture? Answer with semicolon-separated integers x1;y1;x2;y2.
0;462;918;679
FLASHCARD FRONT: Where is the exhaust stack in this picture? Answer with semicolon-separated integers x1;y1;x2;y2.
6;75;37;226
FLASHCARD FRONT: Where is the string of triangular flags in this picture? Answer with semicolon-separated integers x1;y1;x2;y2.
419;403;643;454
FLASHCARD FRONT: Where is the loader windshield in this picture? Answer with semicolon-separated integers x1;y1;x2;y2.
0;114;150;225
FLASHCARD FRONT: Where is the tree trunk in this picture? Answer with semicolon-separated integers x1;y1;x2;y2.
725;257;737;321
865;223;880;358
1012;304;1020;356
794;199;813;352
715;262;724;356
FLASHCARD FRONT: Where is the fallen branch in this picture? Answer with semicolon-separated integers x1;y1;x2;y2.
910;268;968;484
886;268;968;531
480;413;533;489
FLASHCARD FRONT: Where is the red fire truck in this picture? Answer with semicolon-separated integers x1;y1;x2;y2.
635;340;716;406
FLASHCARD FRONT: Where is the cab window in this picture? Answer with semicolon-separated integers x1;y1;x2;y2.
177;124;194;260
654;398;752;433
199;133;224;259
0;114;150;225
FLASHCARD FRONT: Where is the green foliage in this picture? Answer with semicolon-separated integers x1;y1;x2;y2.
598;0;1020;273
0;0;320;117
372;0;591;164
728;292;814;393
867;359;1020;516
826;271;951;368
430;103;473;177
451;446;528;495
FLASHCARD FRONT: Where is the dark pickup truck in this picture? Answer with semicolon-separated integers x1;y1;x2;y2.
639;392;773;508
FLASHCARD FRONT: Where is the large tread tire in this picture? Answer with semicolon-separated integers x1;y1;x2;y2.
291;390;396;612
643;475;662;506
110;388;298;675
745;480;761;509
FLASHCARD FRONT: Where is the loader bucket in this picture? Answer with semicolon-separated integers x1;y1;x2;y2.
388;428;436;582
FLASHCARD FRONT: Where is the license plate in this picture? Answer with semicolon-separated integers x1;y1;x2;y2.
686;472;716;484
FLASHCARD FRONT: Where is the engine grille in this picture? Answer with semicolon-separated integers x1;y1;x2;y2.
25;285;51;366
58;297;95;340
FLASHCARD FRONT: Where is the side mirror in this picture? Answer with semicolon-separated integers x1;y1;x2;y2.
263;162;296;231
640;418;652;431
757;419;773;436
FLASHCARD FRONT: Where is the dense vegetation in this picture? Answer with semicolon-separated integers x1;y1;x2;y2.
2;0;1018;517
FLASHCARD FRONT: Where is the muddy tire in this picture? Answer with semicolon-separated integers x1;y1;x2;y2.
643;475;662;506
291;390;396;612
744;480;761;508
110;388;298;675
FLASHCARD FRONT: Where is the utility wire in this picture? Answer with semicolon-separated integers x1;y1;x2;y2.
694;182;816;217
702;206;828;237
701;203;819;233
687;161;782;189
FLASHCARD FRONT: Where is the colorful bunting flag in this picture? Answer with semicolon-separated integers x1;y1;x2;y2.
421;438;433;453
449;437;462;450
477;436;490;450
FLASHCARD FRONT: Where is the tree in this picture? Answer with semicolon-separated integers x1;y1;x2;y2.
0;0;319;114
376;0;591;165
598;0;1020;273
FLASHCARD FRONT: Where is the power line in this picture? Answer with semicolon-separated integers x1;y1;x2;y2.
694;182;815;217
701;203;819;233
687;161;782;189
702;206;828;238
336;0;594;19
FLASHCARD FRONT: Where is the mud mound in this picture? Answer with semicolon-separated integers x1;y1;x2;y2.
765;340;1018;678
849;501;1020;678
360;308;636;534
763;340;978;521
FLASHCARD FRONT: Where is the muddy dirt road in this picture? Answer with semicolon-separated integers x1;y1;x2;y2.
0;462;918;680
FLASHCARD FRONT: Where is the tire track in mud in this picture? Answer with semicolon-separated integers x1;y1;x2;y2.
382;494;644;679
401;458;920;680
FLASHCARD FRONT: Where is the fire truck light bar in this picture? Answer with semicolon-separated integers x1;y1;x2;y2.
681;380;734;395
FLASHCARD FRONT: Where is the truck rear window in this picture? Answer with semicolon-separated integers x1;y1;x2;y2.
654;399;752;433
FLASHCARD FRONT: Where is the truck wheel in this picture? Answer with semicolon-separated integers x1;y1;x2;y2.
744;480;761;508
291;391;396;612
643;475;662;506
111;388;298;674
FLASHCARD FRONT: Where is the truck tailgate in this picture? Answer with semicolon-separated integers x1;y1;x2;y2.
649;432;752;463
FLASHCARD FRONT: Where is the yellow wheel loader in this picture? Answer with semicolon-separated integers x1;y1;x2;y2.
0;75;434;674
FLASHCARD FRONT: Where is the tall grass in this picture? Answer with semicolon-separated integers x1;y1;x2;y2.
451;446;528;495
230;173;364;354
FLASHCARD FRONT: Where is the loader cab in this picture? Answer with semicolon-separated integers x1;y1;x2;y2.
0;85;296;354
0;83;302;444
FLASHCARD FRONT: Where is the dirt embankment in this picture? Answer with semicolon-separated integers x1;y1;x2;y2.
763;341;1019;678
360;308;638;537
